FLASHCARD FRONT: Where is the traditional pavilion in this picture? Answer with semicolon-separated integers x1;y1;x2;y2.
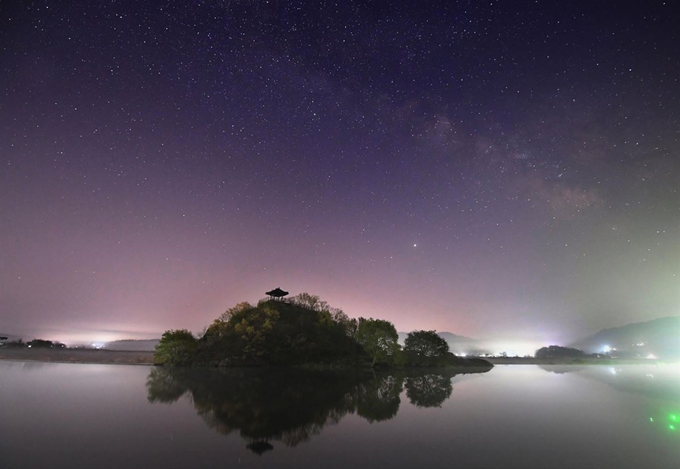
265;287;289;301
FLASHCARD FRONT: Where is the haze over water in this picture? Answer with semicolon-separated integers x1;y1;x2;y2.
1;362;678;468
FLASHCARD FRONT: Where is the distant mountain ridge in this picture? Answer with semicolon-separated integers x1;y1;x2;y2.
569;316;680;358
104;339;159;351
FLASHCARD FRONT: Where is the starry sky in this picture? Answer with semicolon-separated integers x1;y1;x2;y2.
1;0;678;349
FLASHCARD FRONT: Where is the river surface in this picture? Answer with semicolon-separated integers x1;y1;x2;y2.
1;362;678;468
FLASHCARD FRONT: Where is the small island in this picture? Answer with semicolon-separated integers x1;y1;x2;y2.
154;291;493;371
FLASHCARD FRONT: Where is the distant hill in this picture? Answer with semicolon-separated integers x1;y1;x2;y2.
535;345;586;359
0;333;21;343
398;331;489;356
104;339;159;351
569;316;680;359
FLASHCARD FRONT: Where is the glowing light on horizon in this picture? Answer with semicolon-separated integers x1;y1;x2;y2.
488;341;542;357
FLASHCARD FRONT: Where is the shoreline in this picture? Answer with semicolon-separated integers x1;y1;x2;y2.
486;356;673;365
1;349;675;367
0;348;155;365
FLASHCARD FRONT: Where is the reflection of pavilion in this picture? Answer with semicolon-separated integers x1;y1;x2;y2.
266;287;289;301
247;439;274;455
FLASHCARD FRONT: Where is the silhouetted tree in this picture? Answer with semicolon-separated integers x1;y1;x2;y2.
331;308;358;338
535;345;586;359
289;292;328;312
403;330;449;366
5;339;25;348
29;339;54;348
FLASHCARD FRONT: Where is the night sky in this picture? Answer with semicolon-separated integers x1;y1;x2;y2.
2;1;679;351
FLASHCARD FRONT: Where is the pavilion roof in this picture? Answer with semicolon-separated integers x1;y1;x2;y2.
266;287;289;297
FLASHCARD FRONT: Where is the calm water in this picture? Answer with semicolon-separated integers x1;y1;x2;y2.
1;362;678;468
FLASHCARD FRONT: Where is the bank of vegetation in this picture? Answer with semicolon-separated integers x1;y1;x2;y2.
154;293;492;370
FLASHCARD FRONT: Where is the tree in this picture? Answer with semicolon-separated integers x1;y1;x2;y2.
289;293;329;312
154;329;198;366
219;302;253;322
231;305;280;362
331;308;358;338
403;330;449;366
6;339;25;348
535;345;586;359
29;339;54;348
355;318;400;366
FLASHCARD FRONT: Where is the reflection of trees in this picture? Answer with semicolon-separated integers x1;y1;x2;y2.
147;368;359;452
147;367;489;453
146;368;188;403
405;373;453;408
537;365;584;374
356;373;403;422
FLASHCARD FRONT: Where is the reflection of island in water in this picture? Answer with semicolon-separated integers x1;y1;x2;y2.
538;364;680;402
147;367;482;454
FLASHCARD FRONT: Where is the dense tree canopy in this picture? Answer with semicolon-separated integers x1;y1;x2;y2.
288;293;328;312
195;296;363;367
535;345;586;359
154;329;198;366
403;330;449;366
29;339;65;349
355;318;400;367
153;292;492;370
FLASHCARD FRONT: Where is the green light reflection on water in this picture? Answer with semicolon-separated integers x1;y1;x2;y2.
647;413;680;433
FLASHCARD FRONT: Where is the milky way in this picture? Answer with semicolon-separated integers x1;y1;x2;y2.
1;1;678;348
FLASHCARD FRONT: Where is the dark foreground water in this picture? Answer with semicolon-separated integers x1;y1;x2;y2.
1;362;678;468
